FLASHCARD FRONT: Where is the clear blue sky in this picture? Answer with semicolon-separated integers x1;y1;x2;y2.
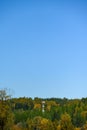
0;0;87;99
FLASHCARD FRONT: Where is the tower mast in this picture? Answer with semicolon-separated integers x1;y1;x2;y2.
42;101;45;113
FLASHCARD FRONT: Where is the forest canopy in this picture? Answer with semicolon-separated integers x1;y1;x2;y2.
0;89;87;130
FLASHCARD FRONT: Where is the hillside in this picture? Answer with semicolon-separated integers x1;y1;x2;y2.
0;90;87;130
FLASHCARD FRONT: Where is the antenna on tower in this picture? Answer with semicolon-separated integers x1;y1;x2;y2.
42;101;45;113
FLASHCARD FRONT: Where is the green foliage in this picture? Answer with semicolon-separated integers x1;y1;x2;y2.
60;113;74;130
10;97;87;129
1;89;87;130
27;116;54;130
0;89;14;130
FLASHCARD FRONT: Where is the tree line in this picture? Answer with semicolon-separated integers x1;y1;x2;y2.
0;89;87;130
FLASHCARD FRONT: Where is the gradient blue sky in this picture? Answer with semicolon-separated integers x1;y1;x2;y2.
0;0;87;99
